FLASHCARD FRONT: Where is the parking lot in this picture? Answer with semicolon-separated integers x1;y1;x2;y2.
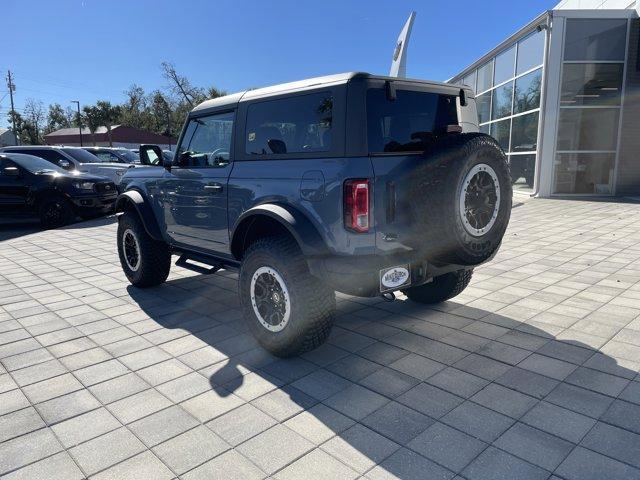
1;198;639;480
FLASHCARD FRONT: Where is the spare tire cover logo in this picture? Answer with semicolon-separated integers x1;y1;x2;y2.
381;267;409;288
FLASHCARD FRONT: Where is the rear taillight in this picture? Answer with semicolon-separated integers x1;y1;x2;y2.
344;179;370;233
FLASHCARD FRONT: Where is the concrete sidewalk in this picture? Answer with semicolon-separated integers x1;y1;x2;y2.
0;198;639;480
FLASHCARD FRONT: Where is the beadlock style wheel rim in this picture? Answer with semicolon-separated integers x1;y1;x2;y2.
459;163;500;237
250;266;290;332
122;229;141;272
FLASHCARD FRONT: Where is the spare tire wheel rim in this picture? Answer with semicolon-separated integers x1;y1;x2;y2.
459;163;500;237
251;266;291;332
122;229;141;272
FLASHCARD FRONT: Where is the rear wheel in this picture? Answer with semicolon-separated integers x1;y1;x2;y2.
239;236;335;357
403;269;473;304
39;197;75;229
117;211;171;287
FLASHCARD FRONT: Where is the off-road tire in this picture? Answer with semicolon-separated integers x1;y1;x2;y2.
239;236;335;357
407;133;512;266
117;211;171;287
39;196;75;229
403;269;473;304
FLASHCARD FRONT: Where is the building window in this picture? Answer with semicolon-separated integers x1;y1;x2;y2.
477;60;494;93
557;108;620;152
491;82;513;120
564;18;627;62
560;63;623;107
514;68;542;113
477;92;492;124
491;119;510;152
463;71;477;93
516;30;545;75
510;153;536;190
511;112;539;153
553;18;627;195
554;153;615;195
494;45;516;86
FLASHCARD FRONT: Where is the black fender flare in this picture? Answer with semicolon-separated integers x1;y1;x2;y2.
230;204;330;260
115;190;163;241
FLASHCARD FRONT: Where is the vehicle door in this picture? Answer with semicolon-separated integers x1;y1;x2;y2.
0;158;30;215
160;110;235;253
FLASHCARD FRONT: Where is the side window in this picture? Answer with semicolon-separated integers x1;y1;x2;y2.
94;151;120;163
25;149;71;167
245;92;333;156
366;89;458;153
177;112;234;168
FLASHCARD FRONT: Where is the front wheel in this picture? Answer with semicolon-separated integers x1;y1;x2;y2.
403;269;473;304
239;236;335;357
117;211;171;287
39;197;75;229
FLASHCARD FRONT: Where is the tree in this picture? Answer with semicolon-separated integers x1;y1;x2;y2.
121;84;148;130
82;105;101;146
95;101;121;147
161;61;204;107
23;98;45;144
6;111;35;145
45;103;71;134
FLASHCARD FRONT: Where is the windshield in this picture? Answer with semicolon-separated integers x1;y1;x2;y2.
62;148;113;163
10;154;67;174
116;149;139;163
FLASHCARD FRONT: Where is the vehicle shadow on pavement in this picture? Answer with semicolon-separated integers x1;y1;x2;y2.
127;272;639;479
0;215;116;241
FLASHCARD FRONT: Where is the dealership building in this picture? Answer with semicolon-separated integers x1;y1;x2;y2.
448;1;640;197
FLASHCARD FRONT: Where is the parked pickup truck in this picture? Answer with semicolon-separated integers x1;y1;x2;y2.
115;72;512;356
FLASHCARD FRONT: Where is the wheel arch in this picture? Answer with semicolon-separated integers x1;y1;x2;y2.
230;204;329;261
115;190;164;241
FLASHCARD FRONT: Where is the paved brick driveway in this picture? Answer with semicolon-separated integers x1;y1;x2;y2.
1;198;640;480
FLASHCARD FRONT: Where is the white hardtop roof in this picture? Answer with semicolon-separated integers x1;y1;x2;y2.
192;72;462;113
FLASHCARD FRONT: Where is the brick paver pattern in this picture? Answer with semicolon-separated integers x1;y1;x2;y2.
1;198;640;480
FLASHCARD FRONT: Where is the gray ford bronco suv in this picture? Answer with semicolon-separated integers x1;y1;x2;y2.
115;73;511;356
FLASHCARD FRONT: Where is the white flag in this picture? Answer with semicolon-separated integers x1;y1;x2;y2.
389;12;417;78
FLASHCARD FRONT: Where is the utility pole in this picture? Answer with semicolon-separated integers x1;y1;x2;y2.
71;100;83;146
6;70;18;145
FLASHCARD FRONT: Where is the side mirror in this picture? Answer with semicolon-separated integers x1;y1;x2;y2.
139;144;165;168
3;166;20;177
58;159;71;170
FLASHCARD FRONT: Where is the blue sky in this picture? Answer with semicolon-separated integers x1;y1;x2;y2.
1;0;552;127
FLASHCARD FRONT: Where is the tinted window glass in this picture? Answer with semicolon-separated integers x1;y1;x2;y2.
491;119;510;152
16;149;70;165
179;112;234;167
491;81;513;120
554;152;615;194
62;148;107;164
514;68;542;114
564;18;627;62
6;154;66;173
366;89;458;153
560;63;623;107
245;92;332;156
463;71;477;93
494;45;516;86
511;111;539;153
477;91;492;125
517;30;545;74
477;60;494;93
557;108;619;151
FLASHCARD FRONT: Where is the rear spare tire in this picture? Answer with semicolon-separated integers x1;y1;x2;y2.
239;236;335;357
407;133;511;266
403;269;473;304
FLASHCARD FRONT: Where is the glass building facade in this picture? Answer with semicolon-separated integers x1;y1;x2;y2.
449;5;640;197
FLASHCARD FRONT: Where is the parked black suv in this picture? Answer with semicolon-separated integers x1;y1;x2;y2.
116;73;512;356
0;153;117;228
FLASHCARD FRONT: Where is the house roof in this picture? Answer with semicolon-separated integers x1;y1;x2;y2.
45;125;122;136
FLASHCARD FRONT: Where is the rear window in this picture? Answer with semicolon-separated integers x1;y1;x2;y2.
62;148;109;163
367;89;458;153
245;92;332;156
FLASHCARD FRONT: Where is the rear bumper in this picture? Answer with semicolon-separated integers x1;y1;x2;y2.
307;252;473;297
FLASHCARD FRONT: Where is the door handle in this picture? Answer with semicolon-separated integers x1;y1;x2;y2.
204;183;223;193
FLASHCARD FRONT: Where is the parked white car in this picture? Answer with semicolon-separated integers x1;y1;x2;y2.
0;146;133;185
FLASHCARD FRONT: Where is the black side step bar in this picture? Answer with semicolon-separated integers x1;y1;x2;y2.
175;255;221;275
